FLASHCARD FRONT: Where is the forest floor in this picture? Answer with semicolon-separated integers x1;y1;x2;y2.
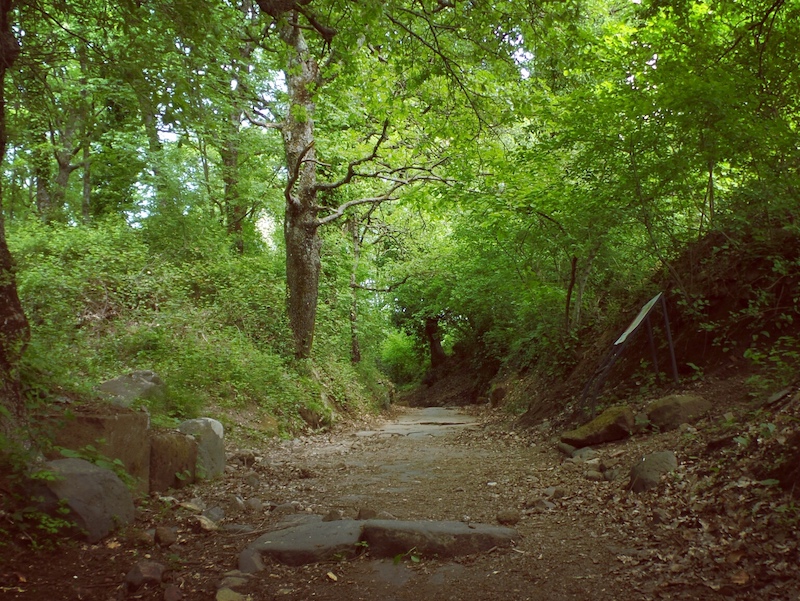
2;373;800;601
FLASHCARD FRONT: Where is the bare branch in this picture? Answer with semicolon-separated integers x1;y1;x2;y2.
314;120;390;192
244;110;283;129
315;171;446;227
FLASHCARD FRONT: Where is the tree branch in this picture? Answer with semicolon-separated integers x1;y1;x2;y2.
285;141;314;207
314;119;390;192
315;170;446;227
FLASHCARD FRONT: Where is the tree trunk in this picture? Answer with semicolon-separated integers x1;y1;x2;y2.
220;113;246;254
348;217;362;363
0;0;31;445
280;17;322;359
425;317;447;368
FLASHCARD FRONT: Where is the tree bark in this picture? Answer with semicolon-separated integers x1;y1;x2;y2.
280;16;322;358
425;317;447;368
347;217;362;363
0;0;31;444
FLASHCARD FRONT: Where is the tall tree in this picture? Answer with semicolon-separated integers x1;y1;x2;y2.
0;0;30;444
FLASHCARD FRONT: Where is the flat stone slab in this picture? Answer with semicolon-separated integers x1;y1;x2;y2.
357;407;481;438
244;519;363;567
242;518;517;568
362;520;517;558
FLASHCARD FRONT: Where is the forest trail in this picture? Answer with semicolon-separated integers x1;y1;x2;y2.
5;402;794;601
233;406;643;601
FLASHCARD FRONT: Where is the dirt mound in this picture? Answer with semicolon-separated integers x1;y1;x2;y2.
517;226;800;426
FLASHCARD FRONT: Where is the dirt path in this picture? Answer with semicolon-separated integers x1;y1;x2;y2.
5;402;796;600
234;406;635;601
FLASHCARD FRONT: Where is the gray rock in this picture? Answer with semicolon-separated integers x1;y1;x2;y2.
149;431;197;492
561;406;634;448
46;408;150;495
238;547;266;573
543;486;566;499
31;458;134;543
125;560;165;589
557;442;576;456
604;466;626;482
629;451;678;492
571;447;598;461
178;418;225;479
245;519;364;566
322;509;345;522
645;395;711;431
244;498;264;512
273;502;298;515
585;470;605;482
98;370;166;409
204;506;226;523
362;520;517;559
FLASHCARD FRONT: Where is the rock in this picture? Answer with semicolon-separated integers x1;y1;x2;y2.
557;442;575;456
322;509;344;522
164;584;183;601
216;588;248;601
30;458;135;543
362;520;517;559
244;519;364;566
273;503;298;515
560;406;634;448
195;515;219;531
125;560;165;589
629;451;678;492
155;526;178;547
585;470;605;482
46;407;151;495
219;575;250;589
571;447;598;461
604;466;626;482
543;486;566;499
244;498;264;512
97;370;166;409
645;394;711;431
149;431;198;492
496;509;521;525
238;547;266;574
357;507;378;520
178;418;225;479
204;506;226;522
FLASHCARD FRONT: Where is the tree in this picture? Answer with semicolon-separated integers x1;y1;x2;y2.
0;0;30;445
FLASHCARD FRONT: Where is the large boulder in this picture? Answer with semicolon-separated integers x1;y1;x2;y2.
46;406;151;495
645;394;711;431
31;458;135;542
561;406;635;448
149;431;198;492
97;370;166;409
177;418;225;479
629;451;678;492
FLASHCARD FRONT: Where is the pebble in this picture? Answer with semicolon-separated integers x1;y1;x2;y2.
496;509;521;525
125;560;165;589
155;526;178;547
